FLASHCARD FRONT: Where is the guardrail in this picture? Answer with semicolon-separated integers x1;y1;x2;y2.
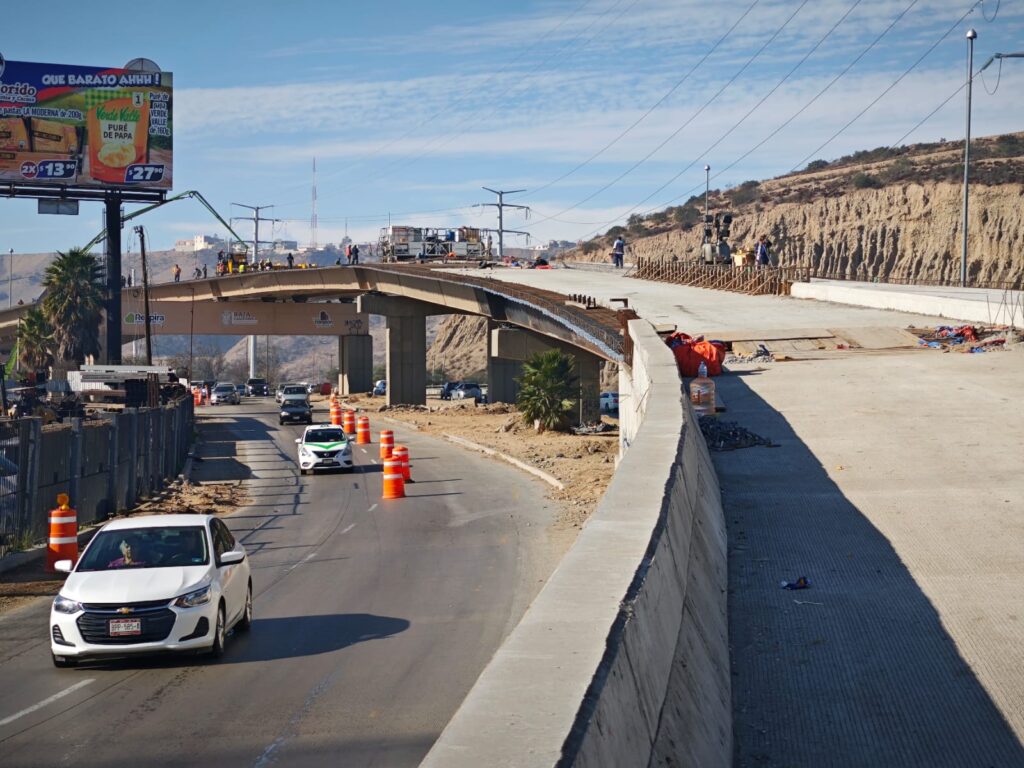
0;396;193;560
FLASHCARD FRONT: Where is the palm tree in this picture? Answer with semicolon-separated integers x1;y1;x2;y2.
515;349;578;432
17;306;54;372
42;247;105;365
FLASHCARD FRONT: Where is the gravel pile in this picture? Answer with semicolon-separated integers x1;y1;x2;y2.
698;416;778;451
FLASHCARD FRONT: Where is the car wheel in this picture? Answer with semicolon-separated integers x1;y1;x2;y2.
279;420;285;425
300;468;307;475
208;603;226;658
236;582;253;632
51;653;77;668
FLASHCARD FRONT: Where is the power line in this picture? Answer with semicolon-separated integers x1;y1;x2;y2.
791;0;988;170
479;187;531;259
530;0;809;225
525;0;761;198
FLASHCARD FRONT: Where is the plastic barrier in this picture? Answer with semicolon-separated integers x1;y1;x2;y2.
379;430;395;459
393;445;412;483
342;410;356;436
356;416;371;445
47;493;78;572
382;456;405;499
330;400;342;426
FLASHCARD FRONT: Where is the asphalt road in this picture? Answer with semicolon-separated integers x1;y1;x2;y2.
0;399;561;767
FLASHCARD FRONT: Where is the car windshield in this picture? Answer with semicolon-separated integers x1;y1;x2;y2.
214;385;233;393
283;386;306;395
305;429;346;444
249;379;266;386
76;526;209;571
282;400;308;409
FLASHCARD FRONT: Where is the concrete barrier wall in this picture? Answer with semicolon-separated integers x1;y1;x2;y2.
422;319;731;767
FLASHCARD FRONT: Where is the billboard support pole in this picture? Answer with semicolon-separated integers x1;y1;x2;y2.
104;191;123;365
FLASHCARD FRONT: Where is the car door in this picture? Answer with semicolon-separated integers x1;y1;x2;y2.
211;519;245;623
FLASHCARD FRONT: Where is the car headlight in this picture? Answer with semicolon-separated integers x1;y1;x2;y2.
53;594;83;614
174;585;212;608
299;445;312;455
281;411;289;417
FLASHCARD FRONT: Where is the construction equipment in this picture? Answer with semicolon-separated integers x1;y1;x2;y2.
700;212;733;265
378;226;484;262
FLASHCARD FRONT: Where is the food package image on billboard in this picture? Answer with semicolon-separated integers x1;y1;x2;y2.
0;59;172;189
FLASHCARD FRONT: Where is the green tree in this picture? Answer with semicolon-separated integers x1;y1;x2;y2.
515;349;578;432
17;306;54;372
42;247;105;365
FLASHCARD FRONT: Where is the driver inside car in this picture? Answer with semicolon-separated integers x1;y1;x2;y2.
107;536;146;568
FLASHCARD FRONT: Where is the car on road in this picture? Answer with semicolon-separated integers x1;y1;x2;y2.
452;382;482;402
439;381;459;400
600;392;619;412
210;383;240;405
280;397;314;425
234;384;247;399
279;385;309;404
295;424;353;474
49;514;252;667
246;377;270;397
372;380;387;397
275;382;302;403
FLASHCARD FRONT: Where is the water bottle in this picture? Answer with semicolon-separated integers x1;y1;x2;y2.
689;361;716;417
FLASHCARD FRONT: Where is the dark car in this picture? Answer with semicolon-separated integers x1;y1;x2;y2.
279;398;313;425
246;377;270;396
440;381;460;401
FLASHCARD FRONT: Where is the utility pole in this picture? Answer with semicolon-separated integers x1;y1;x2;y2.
703;165;711;244
134;226;154;366
104;190;124;364
7;248;12;308
232;203;279;379
480;187;530;261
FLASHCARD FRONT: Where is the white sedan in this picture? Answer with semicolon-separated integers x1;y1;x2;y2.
296;424;353;474
50;514;252;667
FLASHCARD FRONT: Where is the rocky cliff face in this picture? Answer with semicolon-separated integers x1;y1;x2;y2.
426;315;489;379
628;181;1024;285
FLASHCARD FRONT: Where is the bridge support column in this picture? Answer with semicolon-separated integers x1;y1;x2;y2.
487;321;522;404
489;327;601;425
338;334;373;395
386;315;426;406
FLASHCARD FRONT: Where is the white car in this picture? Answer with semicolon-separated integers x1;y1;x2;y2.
210;383;240;405
50;514;252;667
295;424;353;474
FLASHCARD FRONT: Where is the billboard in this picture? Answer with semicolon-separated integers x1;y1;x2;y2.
0;57;172;189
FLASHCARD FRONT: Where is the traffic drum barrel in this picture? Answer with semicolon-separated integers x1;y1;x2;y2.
343;410;356;435
381;457;405;500
356;416;371;445
379;430;394;459
393;445;412;483
330;401;342;426
47;493;78;572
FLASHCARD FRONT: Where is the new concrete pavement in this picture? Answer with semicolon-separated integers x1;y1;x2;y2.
0;399;562;767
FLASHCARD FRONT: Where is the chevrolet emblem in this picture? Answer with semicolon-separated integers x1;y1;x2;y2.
117;607;134;614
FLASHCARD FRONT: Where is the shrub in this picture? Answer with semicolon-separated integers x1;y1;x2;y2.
804;159;829;172
851;172;882;189
516;349;578;432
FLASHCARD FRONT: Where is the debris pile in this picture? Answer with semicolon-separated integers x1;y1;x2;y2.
698;416;778;452
917;325;1014;353
725;344;774;364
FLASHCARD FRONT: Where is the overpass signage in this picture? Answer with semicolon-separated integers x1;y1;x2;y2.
121;301;367;337
0;58;172;190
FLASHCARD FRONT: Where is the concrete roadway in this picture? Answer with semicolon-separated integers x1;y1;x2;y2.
0;399;560;767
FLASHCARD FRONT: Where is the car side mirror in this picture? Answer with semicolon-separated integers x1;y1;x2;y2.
54;559;73;573
220;550;245;566
295;438;302;444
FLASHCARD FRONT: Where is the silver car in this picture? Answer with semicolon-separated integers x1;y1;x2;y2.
210;383;240;405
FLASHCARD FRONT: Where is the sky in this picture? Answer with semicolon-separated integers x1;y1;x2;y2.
2;0;1023;256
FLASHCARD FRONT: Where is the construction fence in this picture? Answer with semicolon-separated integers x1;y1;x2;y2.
630;258;806;295
0;396;194;559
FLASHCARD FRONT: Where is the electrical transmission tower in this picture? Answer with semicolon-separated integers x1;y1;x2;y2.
231;202;281;379
480;187;531;261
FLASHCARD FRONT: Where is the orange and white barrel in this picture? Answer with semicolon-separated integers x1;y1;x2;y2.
356;416;371;445
379;430;395;460
393;445;412;483
342;410;356;435
330;400;342;426
381;456;405;500
47;493;78;572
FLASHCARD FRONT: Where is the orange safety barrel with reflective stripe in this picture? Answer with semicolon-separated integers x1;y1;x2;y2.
356;416;371;445
342;410;356;435
381;457;405;499
392;445;411;482
47;493;78;572
379;430;394;459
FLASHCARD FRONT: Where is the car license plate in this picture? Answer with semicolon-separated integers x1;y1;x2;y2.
322;460;338;466
109;618;142;636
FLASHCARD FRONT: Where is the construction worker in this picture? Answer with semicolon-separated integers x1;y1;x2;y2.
755;235;772;267
350;243;360;264
611;236;625;268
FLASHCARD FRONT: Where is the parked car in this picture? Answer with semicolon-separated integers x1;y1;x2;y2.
600;392;619;412
246;378;270;397
372;380;387;397
452;382;482;402
439;381;460;400
280;398;313;425
49;514;252;667
295;424;353;475
210;383;240;405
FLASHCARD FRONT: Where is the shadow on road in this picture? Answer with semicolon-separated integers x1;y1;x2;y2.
715;372;1024;767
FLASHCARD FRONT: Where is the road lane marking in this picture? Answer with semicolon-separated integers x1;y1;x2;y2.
302;551;317;562
367;504;377;513
0;679;95;727
370;459;377;465
341;523;356;534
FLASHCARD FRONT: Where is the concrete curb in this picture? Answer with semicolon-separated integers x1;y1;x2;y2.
441;434;565;490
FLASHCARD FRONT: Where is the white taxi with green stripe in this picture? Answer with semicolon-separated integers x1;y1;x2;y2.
295;424;354;474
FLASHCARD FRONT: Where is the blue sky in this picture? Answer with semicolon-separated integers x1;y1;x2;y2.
2;0;1023;254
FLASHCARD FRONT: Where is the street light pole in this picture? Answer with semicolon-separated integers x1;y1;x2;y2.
960;28;977;288
703;165;711;244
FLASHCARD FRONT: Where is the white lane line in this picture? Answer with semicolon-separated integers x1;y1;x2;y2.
0;679;95;727
340;523;356;535
370;459;378;465
367;504;378;513
302;551;317;563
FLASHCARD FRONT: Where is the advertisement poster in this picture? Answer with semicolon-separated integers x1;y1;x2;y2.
0;57;172;189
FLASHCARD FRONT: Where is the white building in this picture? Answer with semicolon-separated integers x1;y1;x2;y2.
194;234;226;251
173;239;194;253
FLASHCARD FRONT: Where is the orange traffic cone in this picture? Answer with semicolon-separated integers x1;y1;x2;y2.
382;456;405;499
342;410;356;436
379;430;394;459
330;400;342;426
